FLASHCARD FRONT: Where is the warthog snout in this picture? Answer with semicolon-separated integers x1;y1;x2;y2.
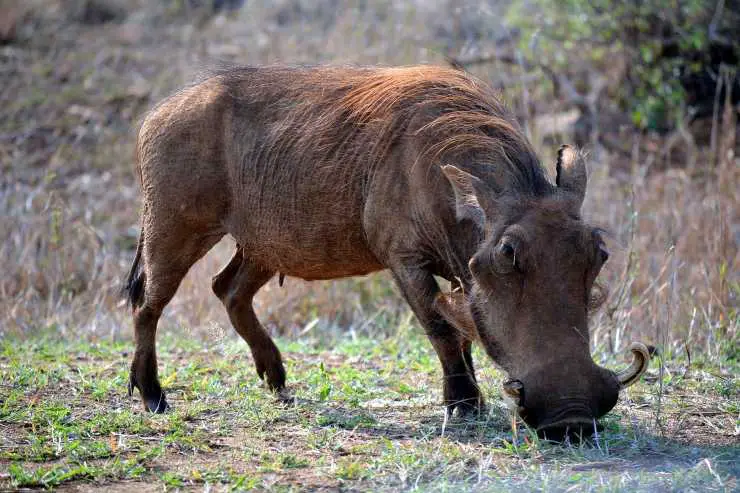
502;343;651;440
511;369;618;440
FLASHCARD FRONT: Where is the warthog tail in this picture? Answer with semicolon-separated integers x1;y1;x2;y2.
123;228;145;308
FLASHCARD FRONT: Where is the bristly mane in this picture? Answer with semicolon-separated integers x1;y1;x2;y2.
217;65;553;196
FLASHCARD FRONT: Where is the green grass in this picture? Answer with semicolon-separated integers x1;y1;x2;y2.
1;326;737;491
1;1;737;491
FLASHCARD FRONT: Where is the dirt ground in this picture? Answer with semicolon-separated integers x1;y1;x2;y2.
1;1;738;491
1;335;737;491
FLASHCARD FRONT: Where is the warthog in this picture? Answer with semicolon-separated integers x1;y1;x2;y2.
124;65;650;439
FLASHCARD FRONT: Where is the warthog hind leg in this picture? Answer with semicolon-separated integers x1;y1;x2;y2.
212;248;286;391
129;231;221;413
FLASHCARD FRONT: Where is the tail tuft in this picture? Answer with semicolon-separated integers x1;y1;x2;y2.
122;230;145;308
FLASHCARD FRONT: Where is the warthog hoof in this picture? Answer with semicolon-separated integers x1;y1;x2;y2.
276;388;295;405
447;399;486;419
444;375;485;419
128;377;170;413
143;393;170;413
255;356;287;392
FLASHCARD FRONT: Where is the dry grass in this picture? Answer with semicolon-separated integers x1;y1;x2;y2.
0;1;737;490
2;1;736;351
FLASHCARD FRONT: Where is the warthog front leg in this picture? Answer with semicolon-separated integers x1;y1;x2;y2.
212;248;286;391
390;266;483;417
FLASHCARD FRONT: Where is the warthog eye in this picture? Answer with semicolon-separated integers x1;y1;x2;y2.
492;237;521;274
599;247;609;263
500;242;515;258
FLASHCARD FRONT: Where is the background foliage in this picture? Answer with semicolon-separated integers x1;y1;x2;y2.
0;1;737;490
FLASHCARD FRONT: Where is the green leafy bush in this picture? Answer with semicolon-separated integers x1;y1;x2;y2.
507;0;739;131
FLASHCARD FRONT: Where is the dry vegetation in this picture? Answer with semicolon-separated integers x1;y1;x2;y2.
1;0;738;491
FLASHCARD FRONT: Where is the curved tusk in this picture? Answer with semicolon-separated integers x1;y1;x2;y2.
502;379;523;410
616;342;651;388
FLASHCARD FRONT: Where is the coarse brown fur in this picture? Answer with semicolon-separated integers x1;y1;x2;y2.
124;65;643;438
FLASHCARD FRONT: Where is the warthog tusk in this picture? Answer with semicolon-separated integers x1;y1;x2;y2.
616;342;651;388
502;379;524;410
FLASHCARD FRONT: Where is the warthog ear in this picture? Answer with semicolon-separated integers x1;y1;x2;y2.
433;291;477;341
440;165;496;229
555;145;587;209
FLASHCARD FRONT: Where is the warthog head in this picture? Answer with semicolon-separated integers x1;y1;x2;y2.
437;145;650;440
